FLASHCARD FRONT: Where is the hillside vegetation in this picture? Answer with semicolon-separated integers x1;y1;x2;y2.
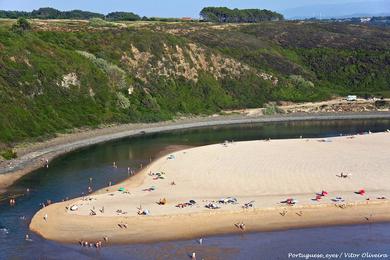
200;7;283;23
0;19;389;156
0;7;105;20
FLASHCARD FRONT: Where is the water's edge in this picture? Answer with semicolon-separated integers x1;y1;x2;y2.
1;112;390;191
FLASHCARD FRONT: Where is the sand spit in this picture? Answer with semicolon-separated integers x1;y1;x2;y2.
30;132;390;244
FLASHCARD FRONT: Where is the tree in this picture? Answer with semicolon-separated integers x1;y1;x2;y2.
200;7;284;23
12;17;31;32
106;12;141;21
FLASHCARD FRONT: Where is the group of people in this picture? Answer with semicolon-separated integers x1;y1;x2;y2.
118;223;128;229
79;240;103;248
41;157;49;168
235;222;246;231
9;198;16;206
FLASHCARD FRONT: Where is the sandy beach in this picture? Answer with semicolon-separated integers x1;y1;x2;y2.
30;131;390;244
2;111;390;192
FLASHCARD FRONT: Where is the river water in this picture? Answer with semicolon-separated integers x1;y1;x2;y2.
1;119;390;260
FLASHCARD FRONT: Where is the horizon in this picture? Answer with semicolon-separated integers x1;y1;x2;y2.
0;0;389;19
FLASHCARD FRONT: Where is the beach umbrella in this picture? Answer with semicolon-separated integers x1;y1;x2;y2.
118;187;125;192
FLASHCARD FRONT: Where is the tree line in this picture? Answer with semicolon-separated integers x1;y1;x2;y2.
0;7;141;21
200;7;284;23
0;7;285;23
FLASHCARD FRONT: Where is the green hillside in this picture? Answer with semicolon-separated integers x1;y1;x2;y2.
0;19;389;156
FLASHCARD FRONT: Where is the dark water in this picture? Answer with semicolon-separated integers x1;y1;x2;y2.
1;119;390;260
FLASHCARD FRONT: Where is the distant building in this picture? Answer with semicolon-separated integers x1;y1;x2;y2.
360;17;372;23
181;17;193;21
347;95;357;101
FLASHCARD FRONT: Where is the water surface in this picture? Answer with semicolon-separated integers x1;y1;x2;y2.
1;119;390;259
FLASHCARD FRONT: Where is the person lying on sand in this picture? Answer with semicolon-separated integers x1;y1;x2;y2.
338;172;352;178
157;198;167;205
242;201;255;209
281;198;297;205
280;209;287;216
143;186;156;192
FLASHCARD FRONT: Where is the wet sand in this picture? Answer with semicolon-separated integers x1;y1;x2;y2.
30;132;390;244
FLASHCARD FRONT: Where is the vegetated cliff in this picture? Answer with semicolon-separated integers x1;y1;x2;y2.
0;19;389;155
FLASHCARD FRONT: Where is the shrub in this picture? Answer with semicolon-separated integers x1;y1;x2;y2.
12;17;31;33
1;149;17;160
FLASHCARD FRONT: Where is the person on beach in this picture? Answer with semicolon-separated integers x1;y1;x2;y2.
44;214;48;221
113;161;117;168
235;222;246;231
240;223;246;231
25;234;32;241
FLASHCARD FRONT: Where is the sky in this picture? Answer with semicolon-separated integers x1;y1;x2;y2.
0;0;388;18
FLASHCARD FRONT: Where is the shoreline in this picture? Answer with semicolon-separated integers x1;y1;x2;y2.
1;111;390;191
30;200;390;245
29;132;390;244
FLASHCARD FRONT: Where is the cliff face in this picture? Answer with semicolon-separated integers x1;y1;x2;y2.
0;19;389;149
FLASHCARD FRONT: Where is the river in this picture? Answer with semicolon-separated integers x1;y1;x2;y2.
1;119;390;259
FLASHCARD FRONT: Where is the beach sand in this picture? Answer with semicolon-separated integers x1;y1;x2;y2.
30;132;390;244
